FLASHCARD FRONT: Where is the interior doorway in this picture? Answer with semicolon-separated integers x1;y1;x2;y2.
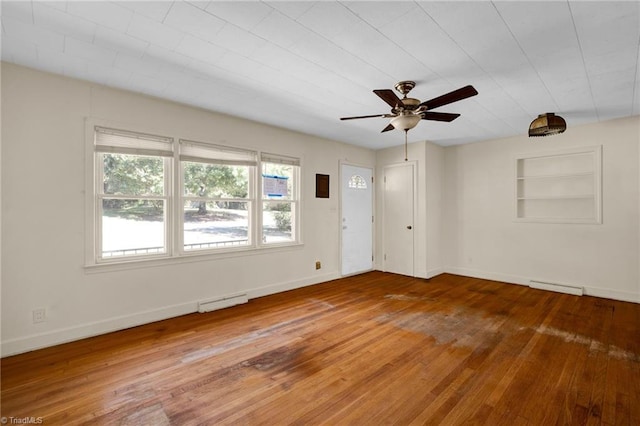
383;163;415;276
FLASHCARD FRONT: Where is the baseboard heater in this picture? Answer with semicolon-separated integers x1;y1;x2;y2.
198;293;248;313
529;280;583;296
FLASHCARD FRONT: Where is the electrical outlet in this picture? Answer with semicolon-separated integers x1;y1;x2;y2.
33;308;46;323
315;261;321;270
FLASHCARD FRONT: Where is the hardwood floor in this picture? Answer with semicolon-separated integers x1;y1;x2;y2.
2;272;639;425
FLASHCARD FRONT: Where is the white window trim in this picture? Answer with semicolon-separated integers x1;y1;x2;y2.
259;153;302;247
84;119;303;271
92;125;175;263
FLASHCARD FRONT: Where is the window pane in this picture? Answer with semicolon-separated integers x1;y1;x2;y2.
102;199;165;258
262;163;293;200
184;201;250;250
348;174;367;189
183;162;249;198
262;201;293;243
103;153;164;196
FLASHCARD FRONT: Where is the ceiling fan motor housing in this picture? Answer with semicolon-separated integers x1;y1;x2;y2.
399;97;420;110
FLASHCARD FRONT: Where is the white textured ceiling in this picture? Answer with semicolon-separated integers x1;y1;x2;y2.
1;1;639;149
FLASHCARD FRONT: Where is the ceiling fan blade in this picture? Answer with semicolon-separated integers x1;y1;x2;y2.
373;89;405;108
381;123;395;133
419;85;478;110
340;114;388;120
422;112;461;122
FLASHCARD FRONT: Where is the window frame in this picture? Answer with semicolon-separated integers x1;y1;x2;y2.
259;153;301;247
176;139;259;256
93;126;175;264
85;121;303;269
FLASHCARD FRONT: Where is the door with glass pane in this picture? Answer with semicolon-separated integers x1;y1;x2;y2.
341;164;373;276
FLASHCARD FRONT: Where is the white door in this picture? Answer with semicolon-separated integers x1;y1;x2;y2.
341;164;373;276
383;163;414;276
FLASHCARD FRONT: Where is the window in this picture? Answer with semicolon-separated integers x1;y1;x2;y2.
348;174;368;189
180;140;257;252
90;125;301;265
261;153;300;244
94;127;173;260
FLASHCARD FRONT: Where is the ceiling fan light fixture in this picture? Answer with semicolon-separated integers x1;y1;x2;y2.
528;113;567;137
391;113;421;131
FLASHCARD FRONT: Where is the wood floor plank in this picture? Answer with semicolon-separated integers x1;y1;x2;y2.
1;271;639;425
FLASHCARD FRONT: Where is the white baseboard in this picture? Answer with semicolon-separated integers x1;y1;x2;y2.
425;267;445;279
445;267;530;286
247;271;341;299
3;268;635;357
1;301;196;358
444;267;639;304
583;286;640;304
1;271;341;358
198;293;248;313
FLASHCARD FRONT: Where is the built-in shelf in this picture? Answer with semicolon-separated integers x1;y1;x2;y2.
516;171;594;180
515;146;602;224
517;194;594;200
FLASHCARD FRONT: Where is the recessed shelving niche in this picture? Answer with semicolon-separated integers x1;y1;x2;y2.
515;146;602;224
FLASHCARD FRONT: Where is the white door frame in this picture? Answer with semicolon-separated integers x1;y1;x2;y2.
382;161;418;276
340;161;374;277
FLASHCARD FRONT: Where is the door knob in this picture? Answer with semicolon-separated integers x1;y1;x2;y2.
407;225;412;230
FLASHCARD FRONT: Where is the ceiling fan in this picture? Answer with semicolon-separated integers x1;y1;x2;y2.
340;81;478;159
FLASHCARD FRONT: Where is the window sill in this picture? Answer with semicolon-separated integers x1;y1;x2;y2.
84;242;304;274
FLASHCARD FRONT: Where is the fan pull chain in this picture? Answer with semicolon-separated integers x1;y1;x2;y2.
404;130;408;161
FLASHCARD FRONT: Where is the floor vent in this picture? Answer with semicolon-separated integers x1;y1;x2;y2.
529;280;583;296
198;294;248;313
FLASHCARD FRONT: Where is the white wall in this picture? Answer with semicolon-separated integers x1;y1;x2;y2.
0;63;375;356
425;142;445;278
442;116;640;302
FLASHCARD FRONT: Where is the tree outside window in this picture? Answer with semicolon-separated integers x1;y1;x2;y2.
182;162;251;251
